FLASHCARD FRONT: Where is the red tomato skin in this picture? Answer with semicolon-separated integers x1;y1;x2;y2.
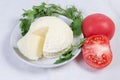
82;35;112;69
82;13;115;40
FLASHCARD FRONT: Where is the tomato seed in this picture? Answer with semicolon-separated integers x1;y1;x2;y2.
102;54;106;59
103;59;107;63
98;61;102;65
93;59;97;63
86;40;89;43
99;37;102;40
94;37;97;41
88;55;92;59
101;60;104;64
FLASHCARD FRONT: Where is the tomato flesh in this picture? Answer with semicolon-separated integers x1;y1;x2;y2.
82;35;112;69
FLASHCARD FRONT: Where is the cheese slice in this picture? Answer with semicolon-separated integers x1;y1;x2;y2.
33;27;48;58
17;27;48;60
33;27;48;37
17;34;42;60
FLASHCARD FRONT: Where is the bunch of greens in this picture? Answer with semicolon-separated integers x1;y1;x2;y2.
20;2;83;36
54;38;84;64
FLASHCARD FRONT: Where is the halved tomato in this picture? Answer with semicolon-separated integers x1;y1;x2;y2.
82;35;112;69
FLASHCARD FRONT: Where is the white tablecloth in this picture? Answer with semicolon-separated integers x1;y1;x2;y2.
0;0;120;80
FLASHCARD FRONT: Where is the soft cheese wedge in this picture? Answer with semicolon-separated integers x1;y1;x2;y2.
17;34;44;60
17;16;73;60
17;27;48;60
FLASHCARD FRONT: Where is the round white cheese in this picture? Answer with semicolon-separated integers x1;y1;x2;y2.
17;16;73;60
30;16;73;58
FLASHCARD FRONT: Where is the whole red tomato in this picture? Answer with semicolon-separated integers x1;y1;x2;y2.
82;13;115;40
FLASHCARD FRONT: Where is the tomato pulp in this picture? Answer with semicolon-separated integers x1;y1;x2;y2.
82;35;112;69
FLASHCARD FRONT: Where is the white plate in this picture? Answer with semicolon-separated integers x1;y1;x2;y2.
10;20;82;68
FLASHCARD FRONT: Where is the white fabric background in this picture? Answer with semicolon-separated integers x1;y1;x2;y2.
0;0;120;80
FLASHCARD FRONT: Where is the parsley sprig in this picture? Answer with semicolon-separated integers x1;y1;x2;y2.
20;2;83;36
54;38;84;64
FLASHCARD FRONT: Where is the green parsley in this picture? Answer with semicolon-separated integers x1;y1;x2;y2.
20;2;83;36
54;38;84;64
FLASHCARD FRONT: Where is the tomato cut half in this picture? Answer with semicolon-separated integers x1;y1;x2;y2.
82;35;112;69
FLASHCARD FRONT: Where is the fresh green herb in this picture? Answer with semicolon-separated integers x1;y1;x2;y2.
54;46;74;64
54;38;84;64
64;6;83;37
20;2;83;36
